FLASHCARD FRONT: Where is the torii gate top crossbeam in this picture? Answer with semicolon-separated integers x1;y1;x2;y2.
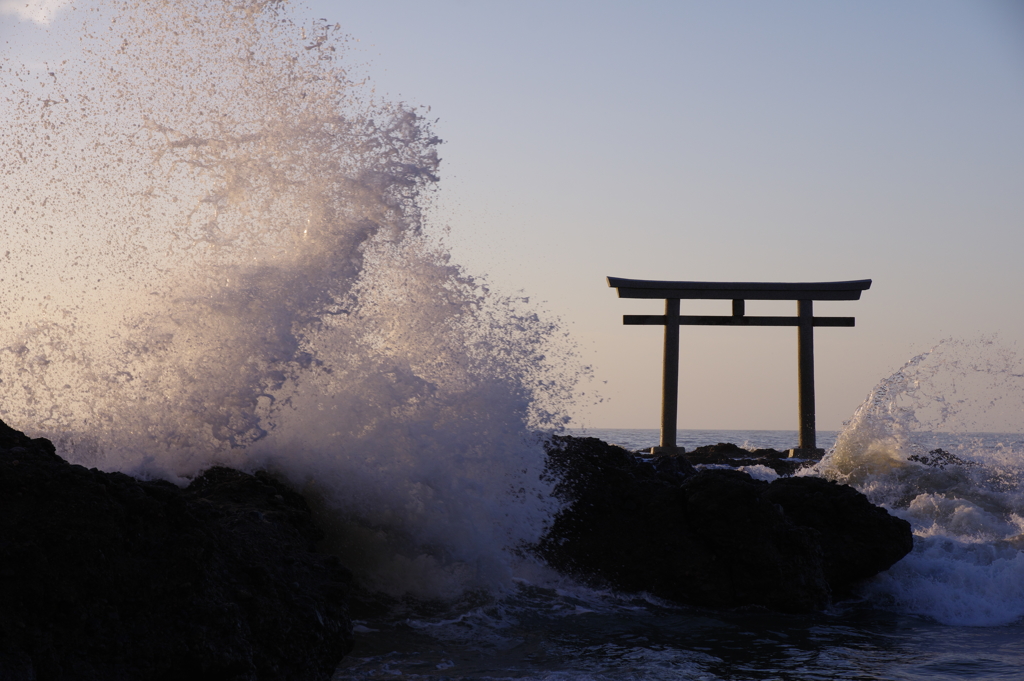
607;277;871;301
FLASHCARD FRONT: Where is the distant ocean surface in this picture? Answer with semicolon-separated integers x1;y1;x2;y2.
566;428;841;453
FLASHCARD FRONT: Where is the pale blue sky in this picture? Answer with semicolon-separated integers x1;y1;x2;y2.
3;1;1023;430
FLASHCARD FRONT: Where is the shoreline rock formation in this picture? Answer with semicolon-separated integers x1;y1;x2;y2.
536;435;914;612
2;421;915;678
0;420;352;681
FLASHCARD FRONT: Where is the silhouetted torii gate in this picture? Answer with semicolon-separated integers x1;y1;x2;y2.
608;277;871;454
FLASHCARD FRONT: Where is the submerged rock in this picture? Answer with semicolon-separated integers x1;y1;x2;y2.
537;435;912;612
0;419;352;681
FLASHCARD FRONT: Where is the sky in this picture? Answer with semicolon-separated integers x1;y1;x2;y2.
3;0;1023;432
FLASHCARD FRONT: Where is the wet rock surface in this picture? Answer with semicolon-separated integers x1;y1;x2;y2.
537;435;913;612
0;419;352;681
681;441;815;476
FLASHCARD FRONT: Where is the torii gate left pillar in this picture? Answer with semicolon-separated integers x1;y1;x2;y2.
608;277;872;454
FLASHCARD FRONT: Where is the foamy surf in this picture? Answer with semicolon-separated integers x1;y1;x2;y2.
808;338;1024;626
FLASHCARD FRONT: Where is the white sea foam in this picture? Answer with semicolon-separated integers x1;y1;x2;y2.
0;0;586;598
738;464;779;481
809;339;1024;625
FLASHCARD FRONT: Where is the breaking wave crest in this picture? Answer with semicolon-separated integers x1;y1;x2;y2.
809;338;1024;625
1;0;586;598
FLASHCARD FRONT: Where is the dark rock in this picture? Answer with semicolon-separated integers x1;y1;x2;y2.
653;453;698;485
682;442;817;476
907;448;977;470
762;476;914;597
0;419;353;681
537;435;913;613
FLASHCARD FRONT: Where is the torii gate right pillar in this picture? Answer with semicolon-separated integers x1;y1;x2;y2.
797;299;816;451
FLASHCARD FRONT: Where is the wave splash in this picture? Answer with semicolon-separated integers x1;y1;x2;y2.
0;0;585;598
809;338;1024;625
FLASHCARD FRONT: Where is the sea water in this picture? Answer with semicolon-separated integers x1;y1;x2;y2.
337;402;1024;680
3;2;1024;679
565;428;841;454
336;423;1024;680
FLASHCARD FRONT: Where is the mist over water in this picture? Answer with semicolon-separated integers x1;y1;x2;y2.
1;0;584;598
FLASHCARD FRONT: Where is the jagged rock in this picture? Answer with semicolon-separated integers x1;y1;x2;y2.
761;476;914;596
0;419;352;681
682;442;816;476
907;448;977;470
537;435;913;613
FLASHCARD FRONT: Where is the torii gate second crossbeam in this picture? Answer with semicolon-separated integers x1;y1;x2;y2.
608;277;872;454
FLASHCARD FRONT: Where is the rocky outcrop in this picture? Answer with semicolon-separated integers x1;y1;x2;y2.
0;420;352;681
760;476;915;595
684;441;817;476
536;435;913;612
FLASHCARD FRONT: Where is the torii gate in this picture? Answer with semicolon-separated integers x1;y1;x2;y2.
607;277;871;454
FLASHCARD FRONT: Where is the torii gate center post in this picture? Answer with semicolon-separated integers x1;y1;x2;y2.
607;277;872;455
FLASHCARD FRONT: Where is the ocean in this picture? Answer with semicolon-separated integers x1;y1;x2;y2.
3;2;1024;679
334;426;1024;681
564;429;841;454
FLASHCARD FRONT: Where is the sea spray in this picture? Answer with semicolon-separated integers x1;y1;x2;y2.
0;0;586;597
809;338;1024;625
